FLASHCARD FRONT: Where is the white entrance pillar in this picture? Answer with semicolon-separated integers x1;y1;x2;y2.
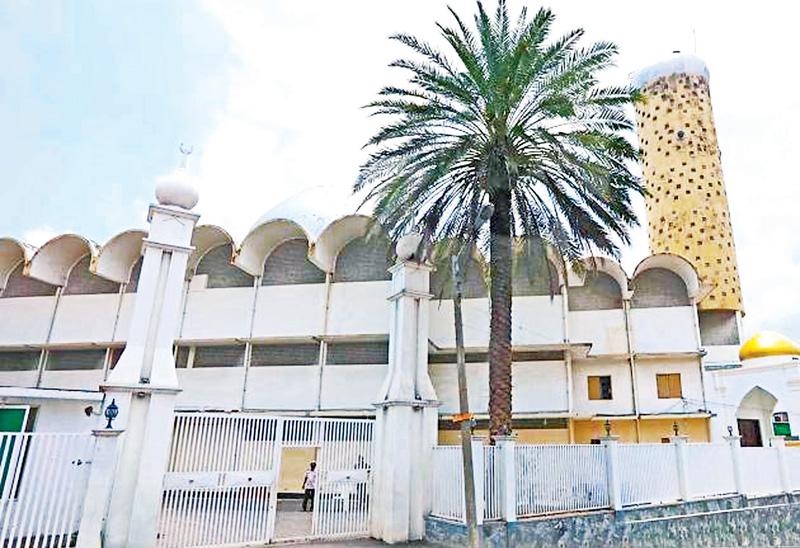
101;166;199;547
371;251;439;544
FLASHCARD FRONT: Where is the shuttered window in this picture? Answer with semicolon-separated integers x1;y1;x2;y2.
588;376;612;400
0;351;40;371
326;341;388;365
656;373;682;399
47;350;106;371
251;343;320;366
193;345;245;368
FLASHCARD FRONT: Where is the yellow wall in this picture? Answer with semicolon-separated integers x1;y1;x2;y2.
635;71;742;311
278;447;317;493
438;428;569;445
573;419;638;444
638;418;709;443
438;419;709;445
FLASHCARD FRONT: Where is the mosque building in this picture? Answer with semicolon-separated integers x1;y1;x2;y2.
0;54;797;449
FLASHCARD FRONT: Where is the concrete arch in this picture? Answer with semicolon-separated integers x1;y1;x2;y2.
94;230;145;283
188;225;236;277
632;253;701;299
313;214;374;273
0;238;34;290
235;219;311;277
570;256;632;299
736;386;778;447
26;234;97;286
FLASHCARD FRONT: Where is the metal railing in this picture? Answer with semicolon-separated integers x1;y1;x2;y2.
430;438;800;523
515;444;608;517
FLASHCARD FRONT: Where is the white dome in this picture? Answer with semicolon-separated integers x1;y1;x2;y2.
252;185;370;241
155;168;199;210
632;54;710;89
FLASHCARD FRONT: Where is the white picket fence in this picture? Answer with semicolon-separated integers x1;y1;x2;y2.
0;432;94;547
430;439;800;523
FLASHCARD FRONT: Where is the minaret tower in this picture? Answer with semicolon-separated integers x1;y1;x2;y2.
633;55;742;312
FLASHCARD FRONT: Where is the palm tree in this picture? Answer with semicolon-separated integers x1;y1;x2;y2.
356;1;643;438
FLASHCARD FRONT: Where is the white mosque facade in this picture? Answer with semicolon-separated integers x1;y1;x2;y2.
0;55;798;449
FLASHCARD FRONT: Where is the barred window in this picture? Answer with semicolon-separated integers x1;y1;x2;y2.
175;346;190;369
1;262;56;298
63;255;120;295
631;268;690;308
262;240;326;286
193;345;246;368
195;244;254;289
326;341;388;365
568;272;623;311
47;349;106;371
333;236;392;282
0;351;40;371
251;343;320;366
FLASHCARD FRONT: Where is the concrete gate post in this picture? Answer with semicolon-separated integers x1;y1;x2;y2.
101;168;200;547
371;255;439;544
770;437;792;494
725;434;745;495
76;429;124;547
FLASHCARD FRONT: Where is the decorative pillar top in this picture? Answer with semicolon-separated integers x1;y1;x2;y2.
155;144;199;210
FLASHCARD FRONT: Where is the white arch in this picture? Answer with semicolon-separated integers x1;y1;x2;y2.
235;219;311;276
25;234;97;287
0;238;34;290
570;256;632;299
188;225;236;277
94;230;145;283
632;253;702;299
314;214;376;273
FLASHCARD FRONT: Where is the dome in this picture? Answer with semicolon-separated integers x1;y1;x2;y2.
632;54;710;89
739;331;800;361
155;167;199;210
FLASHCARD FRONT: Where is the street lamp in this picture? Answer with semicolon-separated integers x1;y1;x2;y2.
451;203;493;548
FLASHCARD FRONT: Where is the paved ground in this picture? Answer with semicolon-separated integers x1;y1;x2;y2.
272;499;431;547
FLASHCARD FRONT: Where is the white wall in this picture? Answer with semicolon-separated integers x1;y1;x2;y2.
243;366;319;410
630;306;698;354
112;293;136;343
327;281;391;336
569;309;627;355
176;367;245;410
181;287;253;340
319;365;386;409
572;359;634;417
40;370;104;391
430;361;568;415
0;297;54;345
428;299;489;349
252;285;326;338
49;294;119;344
635;357;705;415
512;296;564;346
0;371;38;388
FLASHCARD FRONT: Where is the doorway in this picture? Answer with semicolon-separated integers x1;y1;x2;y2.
737;418;763;447
274;446;318;541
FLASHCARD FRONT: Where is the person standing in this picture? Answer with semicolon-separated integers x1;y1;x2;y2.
302;461;317;512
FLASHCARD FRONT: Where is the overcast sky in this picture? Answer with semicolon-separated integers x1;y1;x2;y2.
1;1;797;339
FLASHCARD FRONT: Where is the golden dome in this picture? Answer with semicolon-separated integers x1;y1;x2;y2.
739;331;800;361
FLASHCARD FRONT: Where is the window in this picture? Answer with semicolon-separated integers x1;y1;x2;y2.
588;376;612;400
656;373;682;399
327;341;389;365
46;349;106;371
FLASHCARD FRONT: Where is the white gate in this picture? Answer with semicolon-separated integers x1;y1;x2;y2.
157;413;374;547
0;432;94;547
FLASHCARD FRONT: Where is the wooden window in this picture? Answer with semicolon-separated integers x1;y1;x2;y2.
588;376;612;400
656;373;682;399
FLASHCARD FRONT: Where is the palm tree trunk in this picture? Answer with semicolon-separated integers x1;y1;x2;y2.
488;187;513;439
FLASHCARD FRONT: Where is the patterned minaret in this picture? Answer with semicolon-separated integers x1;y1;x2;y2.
633;55;742;311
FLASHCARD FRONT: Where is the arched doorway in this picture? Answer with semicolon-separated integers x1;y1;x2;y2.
736;386;778;447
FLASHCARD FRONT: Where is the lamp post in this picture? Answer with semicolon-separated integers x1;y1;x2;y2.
451;204;493;548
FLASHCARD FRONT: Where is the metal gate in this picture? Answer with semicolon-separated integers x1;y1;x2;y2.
0;432;94;547
157;413;374;547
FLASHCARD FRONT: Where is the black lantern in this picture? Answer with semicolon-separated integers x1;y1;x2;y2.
604;419;612;437
672;421;679;436
105;399;119;429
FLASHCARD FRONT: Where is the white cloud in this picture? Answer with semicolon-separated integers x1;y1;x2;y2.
194;1;800;338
